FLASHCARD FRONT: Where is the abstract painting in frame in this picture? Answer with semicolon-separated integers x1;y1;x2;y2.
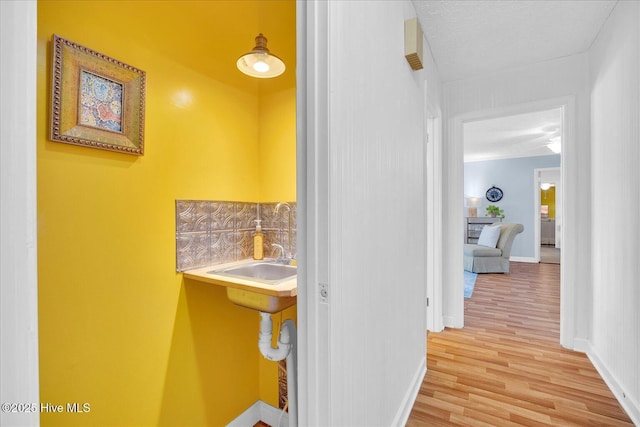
50;34;146;155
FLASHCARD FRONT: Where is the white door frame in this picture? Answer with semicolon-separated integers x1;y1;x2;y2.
425;80;444;332
295;0;330;423
448;96;575;348
0;2;40;427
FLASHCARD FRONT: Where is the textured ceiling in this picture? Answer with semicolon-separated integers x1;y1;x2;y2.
414;0;616;82
463;108;562;162
142;1;607;159
414;0;616;161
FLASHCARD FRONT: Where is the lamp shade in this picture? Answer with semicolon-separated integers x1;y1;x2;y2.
465;197;482;217
237;33;285;78
465;197;482;208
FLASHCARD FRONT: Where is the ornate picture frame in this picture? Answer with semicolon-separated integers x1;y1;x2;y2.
50;34;146;155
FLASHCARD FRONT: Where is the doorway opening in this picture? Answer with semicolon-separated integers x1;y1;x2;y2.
536;167;561;264
463;107;563;263
451;97;573;347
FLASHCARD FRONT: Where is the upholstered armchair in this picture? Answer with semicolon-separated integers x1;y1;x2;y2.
464;223;524;274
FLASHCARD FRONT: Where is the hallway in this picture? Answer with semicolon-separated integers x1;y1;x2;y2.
408;262;632;426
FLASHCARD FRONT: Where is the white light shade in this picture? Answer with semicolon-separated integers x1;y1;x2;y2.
465;197;482;208
237;33;285;78
465;197;482;217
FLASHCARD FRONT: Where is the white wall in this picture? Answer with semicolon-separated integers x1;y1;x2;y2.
299;0;434;424
442;54;591;343
0;2;40;427
588;1;640;422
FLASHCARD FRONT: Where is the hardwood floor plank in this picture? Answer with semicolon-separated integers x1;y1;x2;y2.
407;262;633;426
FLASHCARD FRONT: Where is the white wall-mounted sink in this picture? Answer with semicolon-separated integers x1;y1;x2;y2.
183;259;297;313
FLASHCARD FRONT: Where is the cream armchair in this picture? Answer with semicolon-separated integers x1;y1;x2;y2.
464;223;524;274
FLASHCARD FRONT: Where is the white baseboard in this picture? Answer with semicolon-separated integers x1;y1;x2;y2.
585;343;640;426
443;315;463;328
428;318;445;333
391;357;427;427
226;400;288;427
572;337;589;353
510;256;537;263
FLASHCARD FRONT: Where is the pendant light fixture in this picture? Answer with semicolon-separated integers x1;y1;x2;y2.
237;33;285;78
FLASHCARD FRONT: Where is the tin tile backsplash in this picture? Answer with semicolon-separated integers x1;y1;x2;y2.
175;200;296;271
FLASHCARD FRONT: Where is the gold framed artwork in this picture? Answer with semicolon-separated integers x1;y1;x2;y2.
50;34;146;155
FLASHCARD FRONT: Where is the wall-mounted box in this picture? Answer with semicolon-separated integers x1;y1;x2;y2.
404;17;424;70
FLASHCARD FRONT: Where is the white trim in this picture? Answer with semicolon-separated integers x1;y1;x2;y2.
390;358;427;427
444;113;465;329
585;343;640;426
443;315;457;327
424;90;433;332
572;337;590;353
558;97;575;350
425;101;444;332
510;256;537;263
0;3;40;427
533;169;542;263
296;0;330;424
226;401;289;427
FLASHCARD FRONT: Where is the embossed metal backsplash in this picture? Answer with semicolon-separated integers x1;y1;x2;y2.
175;200;297;271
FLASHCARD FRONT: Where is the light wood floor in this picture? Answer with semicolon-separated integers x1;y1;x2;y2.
540;245;560;264
407;262;633;426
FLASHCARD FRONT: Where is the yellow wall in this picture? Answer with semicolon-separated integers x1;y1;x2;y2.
541;186;556;218
37;1;295;425
256;90;297;408
257;86;297;405
259;88;297;202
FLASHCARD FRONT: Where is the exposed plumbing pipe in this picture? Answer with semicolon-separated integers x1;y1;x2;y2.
258;312;291;361
258;312;297;427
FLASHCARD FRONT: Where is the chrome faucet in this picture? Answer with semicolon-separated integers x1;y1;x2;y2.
271;243;287;264
274;202;293;260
